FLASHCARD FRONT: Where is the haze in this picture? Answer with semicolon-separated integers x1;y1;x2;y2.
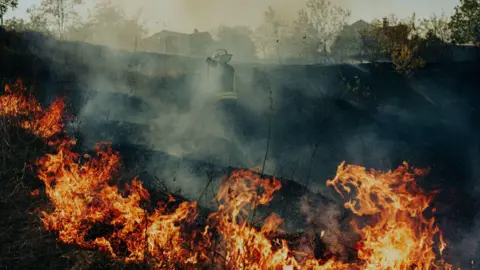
7;0;459;34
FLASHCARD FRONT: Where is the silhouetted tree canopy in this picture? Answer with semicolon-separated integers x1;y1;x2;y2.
0;0;18;25
449;0;480;44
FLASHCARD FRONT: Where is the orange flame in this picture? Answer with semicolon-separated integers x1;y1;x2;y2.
1;80;456;269
36;141;204;268
327;162;452;270
0;79;64;139
208;169;350;269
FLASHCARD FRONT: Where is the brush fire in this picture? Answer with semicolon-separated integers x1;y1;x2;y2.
0;80;456;269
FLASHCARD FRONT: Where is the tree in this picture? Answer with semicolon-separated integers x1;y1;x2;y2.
421;12;451;42
449;0;480;44
28;0;84;39
254;6;290;61
215;25;257;61
291;8;317;63
363;15;425;76
26;6;51;34
3;10;50;34
254;7;274;59
74;1;146;50
255;1;350;64
417;13;452;62
303;0;350;63
0;0;18;25
3;17;26;31
358;15;399;63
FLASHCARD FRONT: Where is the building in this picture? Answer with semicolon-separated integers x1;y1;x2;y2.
140;29;215;57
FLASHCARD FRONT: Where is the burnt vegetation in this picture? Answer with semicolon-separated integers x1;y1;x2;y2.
1;0;480;269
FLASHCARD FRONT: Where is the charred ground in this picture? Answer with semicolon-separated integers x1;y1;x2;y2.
1;27;480;268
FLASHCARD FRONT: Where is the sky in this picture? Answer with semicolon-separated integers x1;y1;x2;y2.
5;0;460;34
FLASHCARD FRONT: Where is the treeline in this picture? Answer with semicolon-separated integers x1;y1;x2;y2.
0;0;479;70
1;0;145;50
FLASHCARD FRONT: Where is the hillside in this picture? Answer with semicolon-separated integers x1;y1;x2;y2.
1;27;480;267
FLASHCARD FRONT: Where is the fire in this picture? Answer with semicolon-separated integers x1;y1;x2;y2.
0;79;64;139
36;141;204;268
209;170;350;269
1;80;456;269
327;162;451;270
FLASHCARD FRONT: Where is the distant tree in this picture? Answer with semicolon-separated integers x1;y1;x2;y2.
25;6;51;34
3;17;26;31
256;1;350;64
291;8;317;63
417;13;453;62
449;0;480;44
0;0;18;25
3;10;51;34
364;14;425;76
421;12;451;42
116;9;146;51
303;0;350;63
254;6;289;60
74;1;146;50
215;25;257;61
27;0;84;39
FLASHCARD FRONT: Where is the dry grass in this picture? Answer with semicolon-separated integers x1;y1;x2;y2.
0;116;146;269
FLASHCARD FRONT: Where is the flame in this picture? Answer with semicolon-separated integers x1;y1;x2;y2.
36;141;205;268
327;162;452;270
208;170;350;269
0;79;64;139
1;80;456;269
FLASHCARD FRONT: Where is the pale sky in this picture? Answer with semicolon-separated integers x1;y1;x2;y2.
5;0;460;34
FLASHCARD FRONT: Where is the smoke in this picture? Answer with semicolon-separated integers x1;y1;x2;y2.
22;10;480;265
58;35;274;209
299;194;357;259
84;0;457;34
110;0;305;33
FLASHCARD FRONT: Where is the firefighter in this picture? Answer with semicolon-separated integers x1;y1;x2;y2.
206;49;235;94
205;49;238;139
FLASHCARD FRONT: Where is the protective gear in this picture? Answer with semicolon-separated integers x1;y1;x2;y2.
206;49;235;94
208;49;233;64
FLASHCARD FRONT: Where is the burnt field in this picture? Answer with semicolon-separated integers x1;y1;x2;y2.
1;28;480;269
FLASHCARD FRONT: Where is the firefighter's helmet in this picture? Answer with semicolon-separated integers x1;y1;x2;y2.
211;49;233;63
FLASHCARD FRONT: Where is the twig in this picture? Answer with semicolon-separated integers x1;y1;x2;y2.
198;157;216;205
261;81;273;176
153;175;169;193
290;156;300;180
304;142;319;190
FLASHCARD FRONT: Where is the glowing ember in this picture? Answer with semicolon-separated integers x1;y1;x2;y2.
1;80;456;269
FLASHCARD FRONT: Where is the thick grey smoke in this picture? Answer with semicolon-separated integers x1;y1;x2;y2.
54;39;274;207
299;195;355;259
98;0;456;33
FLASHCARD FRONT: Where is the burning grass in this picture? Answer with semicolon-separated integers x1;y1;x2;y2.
0;79;455;269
